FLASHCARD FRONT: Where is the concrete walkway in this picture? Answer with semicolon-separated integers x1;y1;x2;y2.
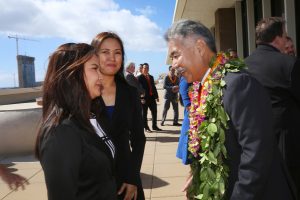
0;89;189;199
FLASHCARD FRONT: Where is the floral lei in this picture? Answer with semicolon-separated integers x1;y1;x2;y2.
187;52;245;199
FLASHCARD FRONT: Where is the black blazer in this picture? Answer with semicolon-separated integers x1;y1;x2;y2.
163;75;179;100
245;44;300;167
137;74;159;100
98;79;146;186
125;72;145;96
39;119;117;200
222;71;293;200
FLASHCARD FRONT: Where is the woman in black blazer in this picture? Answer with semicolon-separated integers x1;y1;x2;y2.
35;43;117;200
92;32;146;200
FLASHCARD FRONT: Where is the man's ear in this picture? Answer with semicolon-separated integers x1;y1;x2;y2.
195;38;206;56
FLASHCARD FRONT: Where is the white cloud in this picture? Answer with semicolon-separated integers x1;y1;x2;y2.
0;0;166;51
136;5;156;16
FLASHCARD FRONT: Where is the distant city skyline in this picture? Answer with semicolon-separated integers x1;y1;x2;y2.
0;0;175;88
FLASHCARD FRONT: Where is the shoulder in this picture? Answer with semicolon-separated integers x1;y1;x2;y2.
224;70;261;90
42;119;83;145
246;45;296;65
117;81;138;99
137;75;144;80
126;73;134;79
39;119;84;156
223;70;269;104
118;79;136;92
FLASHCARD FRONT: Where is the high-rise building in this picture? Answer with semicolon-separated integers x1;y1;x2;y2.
17;55;36;88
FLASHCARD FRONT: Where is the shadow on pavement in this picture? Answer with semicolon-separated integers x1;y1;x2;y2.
157;129;180;134
141;172;169;189
146;136;179;143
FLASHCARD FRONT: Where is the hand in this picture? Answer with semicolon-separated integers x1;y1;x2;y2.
172;86;179;93
0;165;29;190
118;183;137;200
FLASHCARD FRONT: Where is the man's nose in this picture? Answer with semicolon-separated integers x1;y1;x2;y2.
171;62;178;70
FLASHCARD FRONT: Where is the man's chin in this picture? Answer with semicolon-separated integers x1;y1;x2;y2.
182;74;193;83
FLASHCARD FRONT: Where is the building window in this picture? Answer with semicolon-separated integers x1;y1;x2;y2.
254;0;262;25
241;0;249;57
271;0;284;17
295;0;300;56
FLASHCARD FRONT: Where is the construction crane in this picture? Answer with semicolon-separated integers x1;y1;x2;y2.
8;34;37;56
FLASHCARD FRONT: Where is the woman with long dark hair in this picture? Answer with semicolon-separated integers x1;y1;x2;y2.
35;43;117;200
91;32;146;200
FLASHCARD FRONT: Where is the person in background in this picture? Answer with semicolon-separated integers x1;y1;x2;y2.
161;65;180;126
135;64;143;77
228;48;238;58
0;164;29;190
284;36;296;57
165;19;293;200
35;43;117;200
138;63;162;132
125;62;145;99
245;17;300;198
176;76;191;165
91;32;146;200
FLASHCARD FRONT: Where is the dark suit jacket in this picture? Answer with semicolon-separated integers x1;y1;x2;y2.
125;72;145;96
39;118;117;200
137;74;159;100
163;75;179;100
97;79;146;187
222;70;293;200
245;44;300;167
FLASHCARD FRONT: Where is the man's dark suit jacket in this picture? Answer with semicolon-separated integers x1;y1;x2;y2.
125;72;145;96
39;118;117;200
245;44;300;168
97;78;146;198
222;70;293;200
137;74;158;100
163;75;179;100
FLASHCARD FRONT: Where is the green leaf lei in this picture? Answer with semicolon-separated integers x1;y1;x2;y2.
187;52;245;199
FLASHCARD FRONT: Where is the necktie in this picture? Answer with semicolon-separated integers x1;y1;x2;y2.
146;75;153;96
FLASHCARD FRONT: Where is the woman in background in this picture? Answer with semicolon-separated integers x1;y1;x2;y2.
35;43;117;200
92;32;146;200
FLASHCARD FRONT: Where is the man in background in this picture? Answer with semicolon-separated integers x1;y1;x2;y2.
138;63;162;132
284;36;296;57
161;66;180;126
125;62;145;97
228;48;238;58
245;17;300;197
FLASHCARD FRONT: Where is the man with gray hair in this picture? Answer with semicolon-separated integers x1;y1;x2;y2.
125;61;145;97
165;19;293;200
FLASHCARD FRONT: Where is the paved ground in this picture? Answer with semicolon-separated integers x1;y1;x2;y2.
0;89;189;200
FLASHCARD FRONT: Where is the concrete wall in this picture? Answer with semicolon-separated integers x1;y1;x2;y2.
0;87;42;105
0;107;42;155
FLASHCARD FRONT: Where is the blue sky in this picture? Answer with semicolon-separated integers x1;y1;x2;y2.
0;0;175;88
